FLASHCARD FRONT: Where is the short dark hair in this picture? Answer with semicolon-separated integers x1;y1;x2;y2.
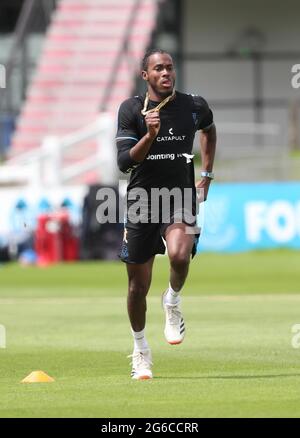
141;48;171;71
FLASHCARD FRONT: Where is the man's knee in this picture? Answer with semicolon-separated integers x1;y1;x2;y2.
169;250;190;269
128;281;149;299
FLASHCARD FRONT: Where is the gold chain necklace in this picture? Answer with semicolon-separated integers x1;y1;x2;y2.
141;89;176;115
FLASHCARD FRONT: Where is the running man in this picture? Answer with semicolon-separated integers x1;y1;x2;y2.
116;49;216;379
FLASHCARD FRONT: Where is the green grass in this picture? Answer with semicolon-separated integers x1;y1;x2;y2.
1;250;300;418
290;149;300;158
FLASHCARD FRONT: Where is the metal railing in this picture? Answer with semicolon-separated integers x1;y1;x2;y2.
4;113;117;187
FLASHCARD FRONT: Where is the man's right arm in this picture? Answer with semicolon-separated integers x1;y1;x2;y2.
116;99;141;173
129;111;160;162
116;100;160;173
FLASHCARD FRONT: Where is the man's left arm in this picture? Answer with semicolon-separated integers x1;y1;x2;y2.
196;123;217;202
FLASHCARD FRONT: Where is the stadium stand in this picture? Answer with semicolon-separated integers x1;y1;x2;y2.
8;0;161;184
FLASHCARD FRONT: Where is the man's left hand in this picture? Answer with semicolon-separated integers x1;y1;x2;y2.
195;177;212;202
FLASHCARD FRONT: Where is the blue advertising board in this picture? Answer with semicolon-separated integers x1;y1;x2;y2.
198;182;300;252
1;183;299;253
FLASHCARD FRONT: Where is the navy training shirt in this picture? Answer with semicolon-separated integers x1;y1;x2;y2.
116;91;214;193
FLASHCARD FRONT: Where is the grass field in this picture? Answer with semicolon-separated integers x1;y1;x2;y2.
1;250;300;418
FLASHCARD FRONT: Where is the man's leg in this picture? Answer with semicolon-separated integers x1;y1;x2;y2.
126;257;155;380
165;223;195;292
162;223;195;344
127;256;155;332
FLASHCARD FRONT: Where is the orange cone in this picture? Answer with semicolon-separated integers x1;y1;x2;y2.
21;370;55;383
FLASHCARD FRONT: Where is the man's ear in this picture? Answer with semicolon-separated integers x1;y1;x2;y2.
141;70;148;81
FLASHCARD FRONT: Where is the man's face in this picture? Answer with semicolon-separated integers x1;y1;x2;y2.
142;53;176;97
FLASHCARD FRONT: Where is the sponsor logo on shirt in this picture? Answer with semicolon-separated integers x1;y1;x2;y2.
156;127;186;142
192;112;199;126
156;134;187;142
147;153;176;161
182;153;194;163
146;153;194;163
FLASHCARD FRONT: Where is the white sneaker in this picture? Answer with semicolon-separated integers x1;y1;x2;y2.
162;291;185;345
128;349;153;380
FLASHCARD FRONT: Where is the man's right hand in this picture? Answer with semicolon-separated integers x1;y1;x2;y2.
145;111;161;139
129;111;161;163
